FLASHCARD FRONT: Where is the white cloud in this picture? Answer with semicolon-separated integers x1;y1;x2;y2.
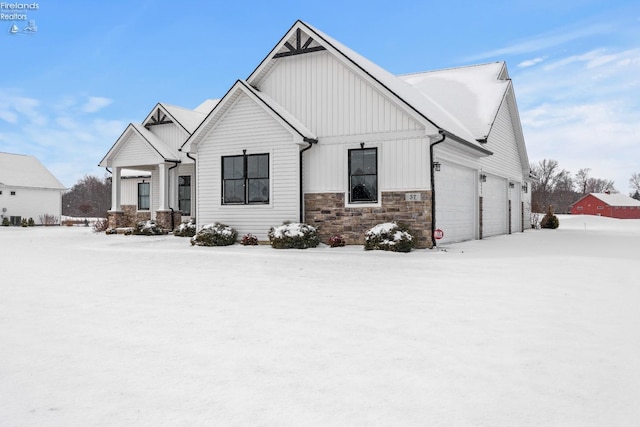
81;96;113;113
518;57;546;68
466;22;612;62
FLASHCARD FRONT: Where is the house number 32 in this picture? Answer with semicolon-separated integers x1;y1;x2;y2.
405;193;421;201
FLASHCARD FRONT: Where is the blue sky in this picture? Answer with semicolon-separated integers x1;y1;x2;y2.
1;0;639;192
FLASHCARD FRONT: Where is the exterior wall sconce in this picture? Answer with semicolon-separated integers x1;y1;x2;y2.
522;183;528;193
509;182;515;188
479;173;487;182
433;162;441;172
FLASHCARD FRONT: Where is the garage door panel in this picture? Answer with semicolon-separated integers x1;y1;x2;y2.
435;163;476;244
483;175;507;237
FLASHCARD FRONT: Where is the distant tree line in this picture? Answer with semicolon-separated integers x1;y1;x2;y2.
530;159;616;213
62;175;111;218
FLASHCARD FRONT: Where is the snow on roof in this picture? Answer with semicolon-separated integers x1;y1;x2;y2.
120;169;152;178
590;193;640;207
194;99;220;114
296;21;484;145
160;103;208;134
0;152;66;190
398;62;509;140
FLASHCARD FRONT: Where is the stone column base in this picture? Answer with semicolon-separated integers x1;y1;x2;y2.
155;210;181;231
107;211;126;229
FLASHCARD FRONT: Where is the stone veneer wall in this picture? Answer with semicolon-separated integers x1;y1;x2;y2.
107;205;151;229
304;191;433;249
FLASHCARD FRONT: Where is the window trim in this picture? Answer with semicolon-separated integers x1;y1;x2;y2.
221;153;270;205
178;175;191;216
347;147;379;205
138;181;150;211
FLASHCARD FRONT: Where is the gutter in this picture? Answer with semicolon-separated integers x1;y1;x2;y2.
430;131;446;248
167;160;180;231
299;137;318;222
185;152;197;222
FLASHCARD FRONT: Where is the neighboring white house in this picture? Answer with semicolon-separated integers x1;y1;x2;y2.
101;20;531;248
0;152;66;225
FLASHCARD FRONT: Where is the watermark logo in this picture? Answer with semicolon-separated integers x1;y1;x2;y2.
2;2;40;35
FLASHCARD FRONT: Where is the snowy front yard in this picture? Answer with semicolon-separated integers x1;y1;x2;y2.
1;216;639;426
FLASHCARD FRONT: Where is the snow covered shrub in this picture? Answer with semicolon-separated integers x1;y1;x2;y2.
1;217;9;226
240;233;259;246
21;218;28;227
190;223;237;246
27;218;35;227
174;219;197;237
328;234;345;248
540;206;559;229
364;222;415;253
39;214;58;226
133;220;165;235
268;222;320;249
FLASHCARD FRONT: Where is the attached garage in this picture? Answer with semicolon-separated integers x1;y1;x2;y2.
435;161;477;244
481;174;508;237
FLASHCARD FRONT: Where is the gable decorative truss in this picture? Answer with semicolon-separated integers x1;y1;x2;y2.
145;107;174;127
274;28;326;58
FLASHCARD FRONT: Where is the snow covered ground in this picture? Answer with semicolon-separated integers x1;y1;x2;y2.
1;215;639;426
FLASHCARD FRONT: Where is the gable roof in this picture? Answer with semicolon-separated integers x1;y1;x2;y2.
99;123;180;167
398;62;510;141
247;20;493;156
0;152;66;190
184;80;317;152
578;193;640;207
143;101;218;135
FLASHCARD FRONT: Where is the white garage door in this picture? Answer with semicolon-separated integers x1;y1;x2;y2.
435;162;476;244
482;175;508;237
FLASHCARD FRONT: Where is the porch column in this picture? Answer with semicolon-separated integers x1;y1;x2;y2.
158;163;168;210
111;167;122;211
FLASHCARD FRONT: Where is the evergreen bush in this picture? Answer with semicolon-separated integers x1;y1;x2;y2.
27;218;35;227
1;217;9;226
21;218;28;227
132;220;165;235
190;223;237;246
174;219;197;237
540;205;560;229
268;222;320;249
364;222;415;253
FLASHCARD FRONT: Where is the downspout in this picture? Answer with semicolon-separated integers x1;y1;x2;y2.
299;137;318;222
186;152;197;221
168;160;180;231
430;130;446;247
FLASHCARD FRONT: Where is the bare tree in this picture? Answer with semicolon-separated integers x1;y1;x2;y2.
63;175;111;217
585;178;616;194
630;173;640;194
575;168;590;194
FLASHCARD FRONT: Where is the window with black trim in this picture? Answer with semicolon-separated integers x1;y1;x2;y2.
10;191;16;196
138;182;150;210
349;148;378;203
178;176;191;215
222;153;269;204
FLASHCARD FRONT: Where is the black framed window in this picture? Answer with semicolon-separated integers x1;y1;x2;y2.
178;176;191;215
349;148;378;203
138;182;150;210
222;153;269;204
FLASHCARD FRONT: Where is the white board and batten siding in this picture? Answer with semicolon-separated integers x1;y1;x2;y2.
147;123;190;155
261;51;434;195
196;93;301;239
259;51;426;139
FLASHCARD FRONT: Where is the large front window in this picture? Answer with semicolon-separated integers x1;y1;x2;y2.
222;153;269;204
138;182;150;210
179;176;191;215
349;148;378;203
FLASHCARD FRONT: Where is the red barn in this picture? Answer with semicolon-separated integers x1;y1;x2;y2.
570;193;640;219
